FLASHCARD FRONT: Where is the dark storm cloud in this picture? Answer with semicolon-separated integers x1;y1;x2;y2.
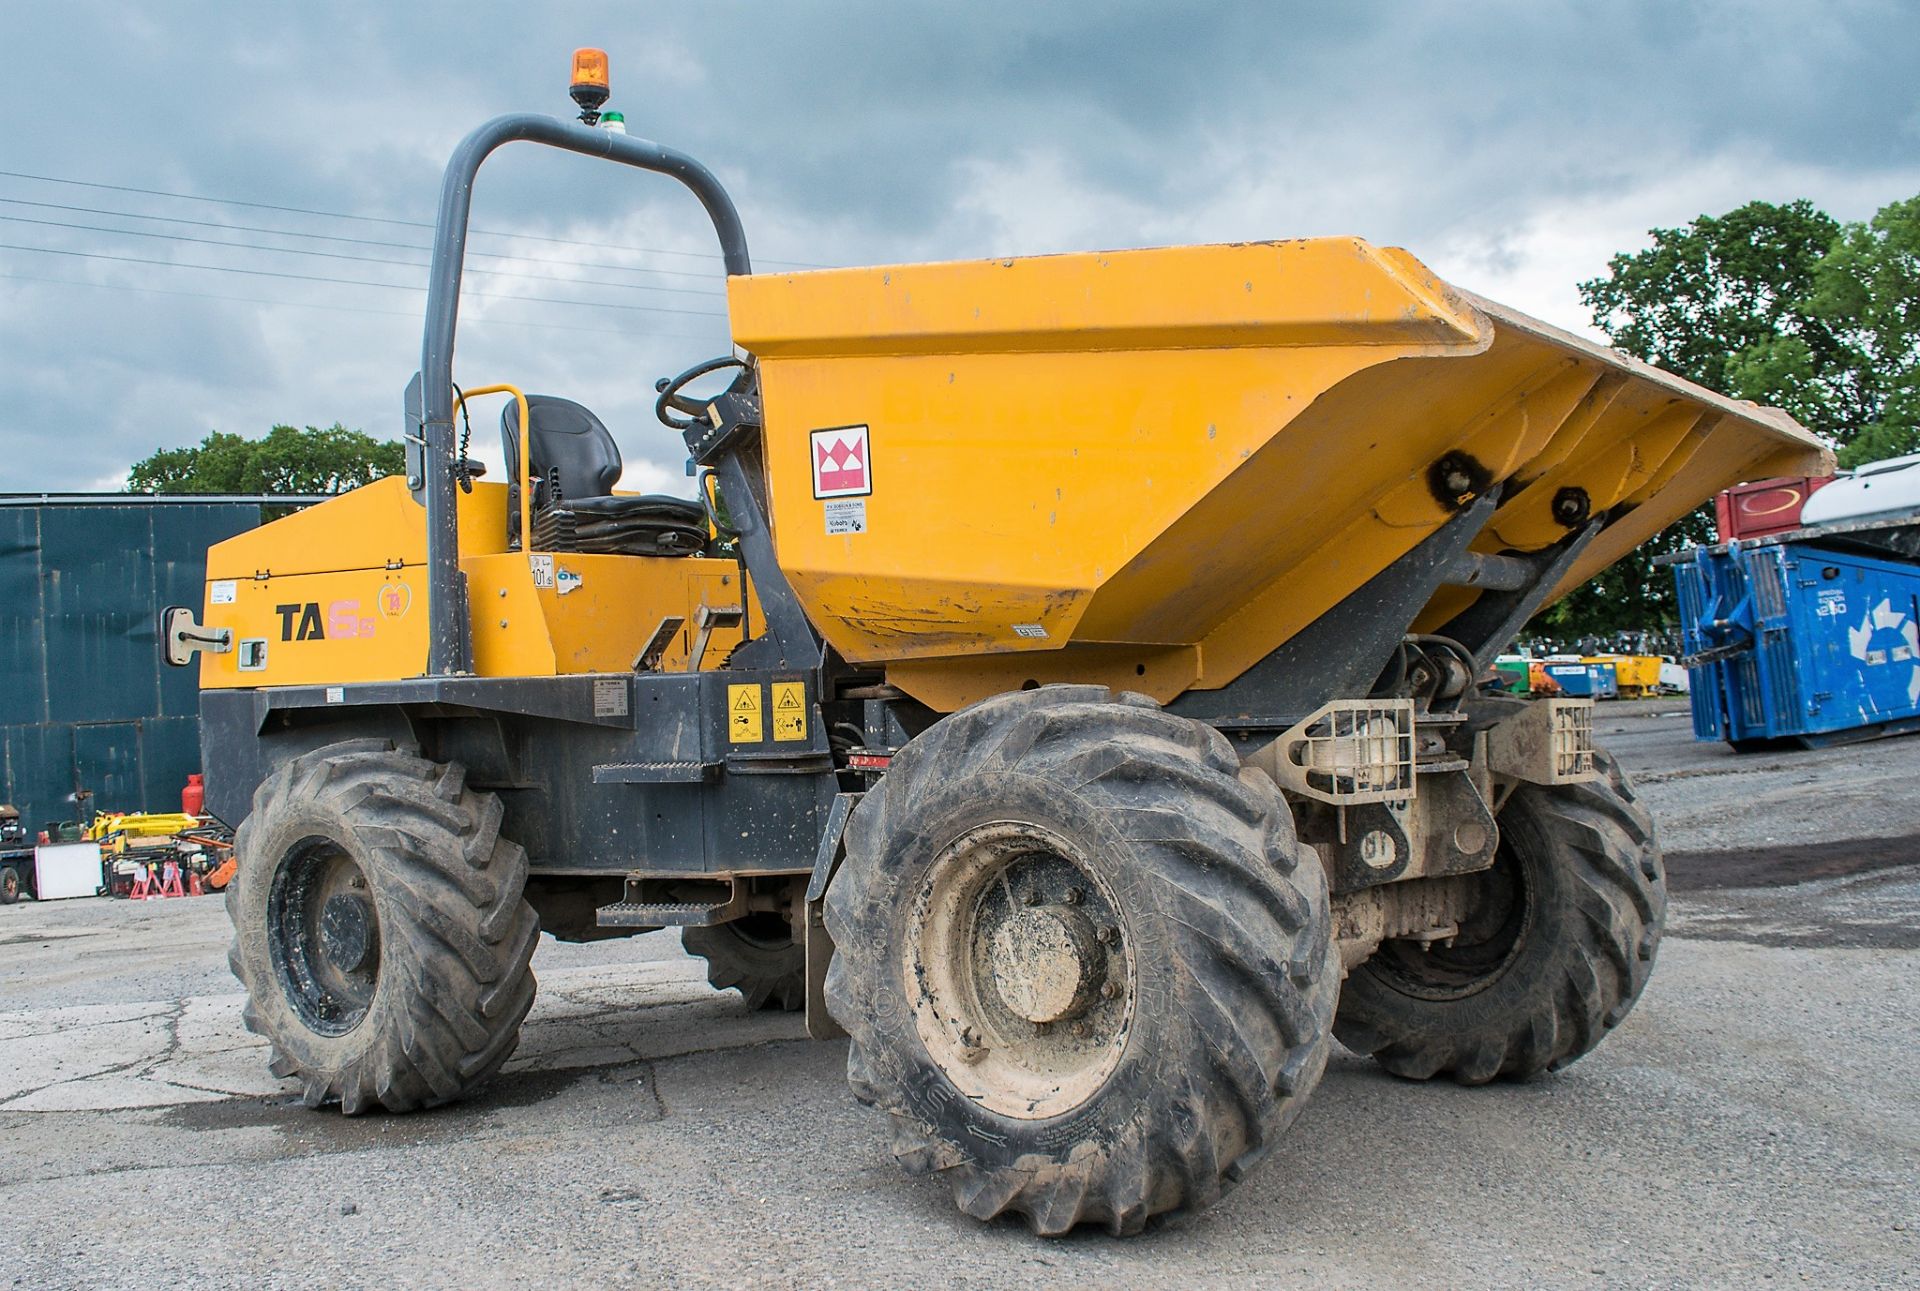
1;1;1914;490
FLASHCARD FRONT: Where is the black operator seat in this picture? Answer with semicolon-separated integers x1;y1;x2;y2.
501;395;708;557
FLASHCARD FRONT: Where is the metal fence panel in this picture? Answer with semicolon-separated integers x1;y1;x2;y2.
0;500;269;829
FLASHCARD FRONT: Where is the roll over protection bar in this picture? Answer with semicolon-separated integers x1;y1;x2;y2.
416;113;751;675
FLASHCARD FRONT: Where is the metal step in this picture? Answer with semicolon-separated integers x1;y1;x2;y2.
591;760;717;784
595;900;726;928
596;876;747;928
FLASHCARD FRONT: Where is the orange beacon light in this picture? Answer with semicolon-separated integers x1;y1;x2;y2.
570;48;610;124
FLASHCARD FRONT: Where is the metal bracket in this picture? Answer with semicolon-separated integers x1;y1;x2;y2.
1439;518;1604;670
160;606;232;667
1172;493;1499;728
803;897;845;1040
1484;698;1597;785
633;616;687;672
686;604;744;672
684;385;764;466
802;791;860;1041
1250;700;1417;805
804;792;861;903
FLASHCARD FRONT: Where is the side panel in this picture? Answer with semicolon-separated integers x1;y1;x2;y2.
464;552;748;677
1787;547;1920;736
201;481;745;688
1;723;64;833
201;566;429;689
202;671;837;876
199;479;506;690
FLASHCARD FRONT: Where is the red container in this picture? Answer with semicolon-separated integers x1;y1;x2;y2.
1714;475;1835;541
181;773;205;817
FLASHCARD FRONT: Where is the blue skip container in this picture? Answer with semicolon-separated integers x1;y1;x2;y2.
1541;661;1619;699
1672;539;1920;748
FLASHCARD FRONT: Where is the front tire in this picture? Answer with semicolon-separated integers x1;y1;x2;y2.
1333;751;1664;1083
227;740;540;1113
0;864;20;904
825;686;1338;1236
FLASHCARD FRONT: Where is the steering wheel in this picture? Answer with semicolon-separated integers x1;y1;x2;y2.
655;355;748;432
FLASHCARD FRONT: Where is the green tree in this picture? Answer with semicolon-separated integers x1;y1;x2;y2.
1534;195;1920;643
127;424;405;495
1580;199;1844;411
1792;195;1920;466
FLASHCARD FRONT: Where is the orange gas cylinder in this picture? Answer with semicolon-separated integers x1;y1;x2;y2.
181;773;206;818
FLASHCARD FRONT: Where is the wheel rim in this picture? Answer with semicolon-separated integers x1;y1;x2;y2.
266;836;381;1036
1370;842;1532;1000
904;821;1135;1120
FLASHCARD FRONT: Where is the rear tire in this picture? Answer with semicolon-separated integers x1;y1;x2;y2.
684;915;805;1011
1333;751;1664;1082
0;864;19;904
825;686;1338;1236
227;740;540;1113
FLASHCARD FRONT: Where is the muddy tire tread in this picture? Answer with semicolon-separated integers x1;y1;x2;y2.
1333;750;1664;1083
825;686;1338;1236
227;741;538;1114
683;921;806;1012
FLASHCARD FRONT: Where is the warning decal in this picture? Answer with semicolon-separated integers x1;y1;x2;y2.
771;681;808;742
810;425;872;499
727;683;764;744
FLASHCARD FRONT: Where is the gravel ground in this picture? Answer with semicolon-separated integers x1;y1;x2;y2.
1;704;1915;1288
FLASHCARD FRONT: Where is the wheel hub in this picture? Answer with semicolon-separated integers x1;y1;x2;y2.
320;893;376;974
988;904;1105;1024
904;822;1136;1120
266;838;380;1036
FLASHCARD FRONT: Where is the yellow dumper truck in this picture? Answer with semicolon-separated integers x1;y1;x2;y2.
163;56;1828;1235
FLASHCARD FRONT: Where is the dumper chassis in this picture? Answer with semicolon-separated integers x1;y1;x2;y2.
168;75;1825;1236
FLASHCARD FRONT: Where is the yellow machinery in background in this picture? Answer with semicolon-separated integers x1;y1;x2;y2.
1584;653;1668;696
84;811;201;844
164;52;1828;1240
84;812;235;896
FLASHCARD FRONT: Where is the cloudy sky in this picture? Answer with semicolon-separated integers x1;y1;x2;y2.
2;2;1915;495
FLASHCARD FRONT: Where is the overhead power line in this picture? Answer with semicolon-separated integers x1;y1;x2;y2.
0;241;730;319
0;211;726;298
0;268;728;342
0;195;735;283
0;168;830;269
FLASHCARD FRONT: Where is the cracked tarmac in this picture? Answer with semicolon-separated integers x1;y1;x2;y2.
1;704;1916;1288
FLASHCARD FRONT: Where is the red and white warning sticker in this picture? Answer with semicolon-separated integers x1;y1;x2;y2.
810;424;872;498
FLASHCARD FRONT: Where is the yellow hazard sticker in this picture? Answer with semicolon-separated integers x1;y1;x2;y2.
727;683;764;743
772;681;808;742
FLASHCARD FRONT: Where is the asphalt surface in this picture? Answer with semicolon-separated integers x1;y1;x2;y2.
2;700;1916;1288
